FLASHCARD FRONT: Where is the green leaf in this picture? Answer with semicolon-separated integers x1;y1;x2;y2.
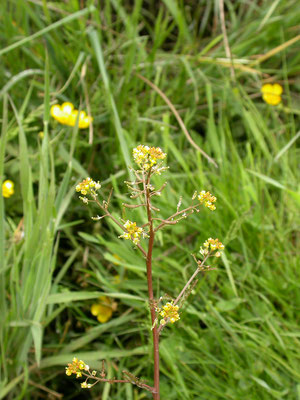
0;6;96;56
31;323;43;366
47;291;144;304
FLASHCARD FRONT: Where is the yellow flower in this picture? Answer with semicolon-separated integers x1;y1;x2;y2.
76;177;101;200
2;180;14;198
65;357;87;377
200;238;224;257
159;302;180;324
51;102;93;128
90;296;115;323
119;220;148;245
133;145;166;171
51;102;73;125
81;382;92;388
261;83;283;106
196;190;217;211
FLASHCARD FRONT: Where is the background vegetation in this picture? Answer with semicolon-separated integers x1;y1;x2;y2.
1;0;299;399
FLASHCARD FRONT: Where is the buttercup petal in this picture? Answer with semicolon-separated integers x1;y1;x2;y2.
273;83;283;95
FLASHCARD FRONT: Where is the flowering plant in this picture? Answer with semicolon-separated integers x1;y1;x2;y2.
66;145;224;399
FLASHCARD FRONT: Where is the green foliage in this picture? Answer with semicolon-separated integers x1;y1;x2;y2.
0;0;299;399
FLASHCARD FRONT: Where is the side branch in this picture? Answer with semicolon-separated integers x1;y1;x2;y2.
158;254;210;334
154;204;200;232
94;198;147;258
123;203;160;212
81;372;154;393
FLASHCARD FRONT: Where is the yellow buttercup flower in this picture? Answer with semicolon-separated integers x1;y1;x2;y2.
51;102;93;128
261;83;283;106
2;180;14;198
90;296;116;323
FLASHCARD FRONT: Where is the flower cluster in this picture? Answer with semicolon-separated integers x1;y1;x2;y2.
133;145;166;171
90;296;116;323
2;180;14;198
119;220;147;245
81;382;92;389
261;83;283;106
194;190;217;211
76;178;101;202
66;358;89;378
200;238;224;257
159;302;180;324
51;102;93;128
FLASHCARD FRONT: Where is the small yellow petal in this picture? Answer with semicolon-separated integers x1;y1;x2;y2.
263;93;281;106
67;110;79;127
2;180;14;198
90;304;102;316
79;111;87;119
261;83;272;94
272;83;283;95
50;105;62;119
61;102;74;115
97;308;113;323
79;116;92;129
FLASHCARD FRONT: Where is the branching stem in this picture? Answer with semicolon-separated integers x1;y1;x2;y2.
94;170;160;397
144;169;160;399
81;372;155;392
94;198;147;257
158;254;210;334
154;204;200;232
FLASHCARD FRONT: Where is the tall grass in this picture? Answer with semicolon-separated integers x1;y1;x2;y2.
0;0;299;398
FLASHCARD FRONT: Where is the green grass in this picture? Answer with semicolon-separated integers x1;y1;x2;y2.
0;0;300;399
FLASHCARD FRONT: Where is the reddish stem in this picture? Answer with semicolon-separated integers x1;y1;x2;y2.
144;170;160;400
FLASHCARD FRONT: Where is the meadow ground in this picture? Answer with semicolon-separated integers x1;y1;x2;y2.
0;1;300;399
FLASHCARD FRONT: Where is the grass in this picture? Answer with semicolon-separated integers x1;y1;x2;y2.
0;0;300;399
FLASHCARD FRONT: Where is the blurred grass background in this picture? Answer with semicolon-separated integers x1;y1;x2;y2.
0;0;300;399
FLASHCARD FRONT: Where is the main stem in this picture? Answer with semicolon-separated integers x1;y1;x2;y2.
145;170;160;400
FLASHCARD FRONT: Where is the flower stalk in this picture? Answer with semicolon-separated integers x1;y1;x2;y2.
67;145;224;398
144;167;160;399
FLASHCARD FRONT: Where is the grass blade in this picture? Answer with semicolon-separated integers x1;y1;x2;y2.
0;6;95;56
